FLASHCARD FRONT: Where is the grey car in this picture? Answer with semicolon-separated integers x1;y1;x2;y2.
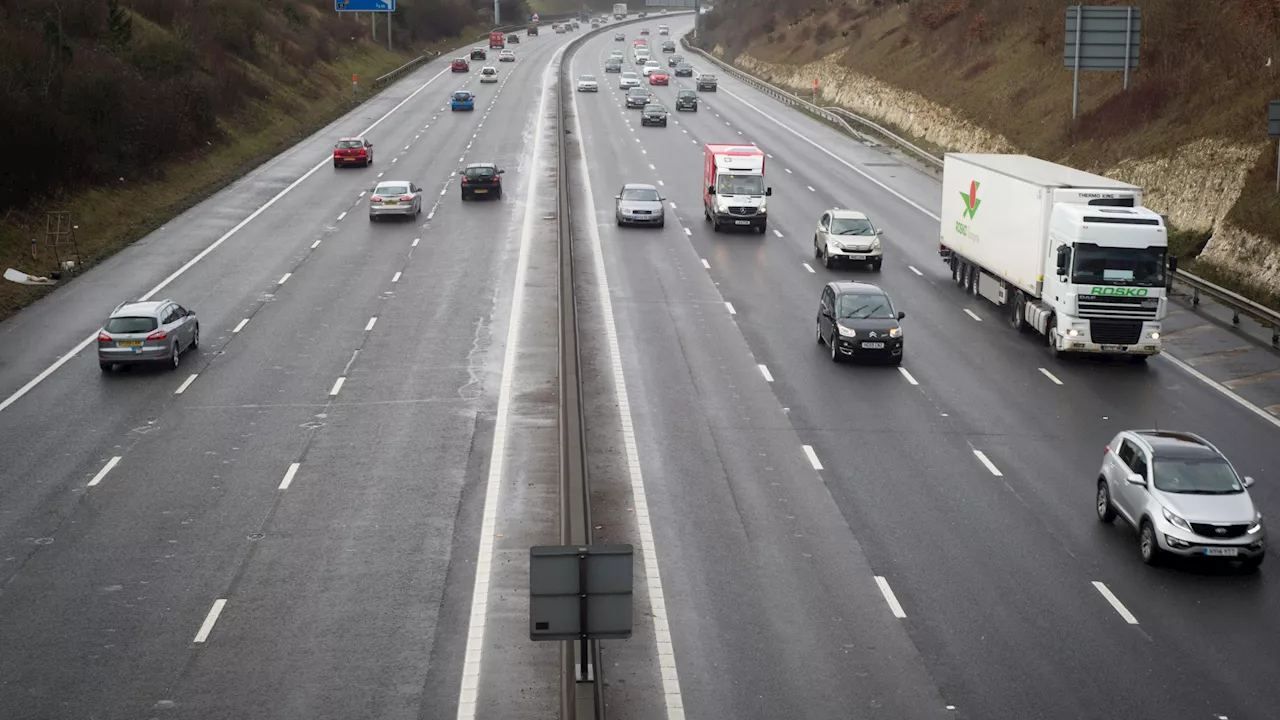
1097;430;1265;569
814;208;884;270
369;180;423;221
668;54;685;67
696;73;718;91
97;299;198;372
625;87;650;108
615;183;666;228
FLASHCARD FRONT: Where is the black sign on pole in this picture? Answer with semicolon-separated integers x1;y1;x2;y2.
1269;101;1280;192
1064;6;1141;119
530;544;634;641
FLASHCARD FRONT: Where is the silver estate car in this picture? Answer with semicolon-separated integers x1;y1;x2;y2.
615;183;665;227
1097;430;1265;569
97;299;198;372
814;209;884;271
369;181;423;221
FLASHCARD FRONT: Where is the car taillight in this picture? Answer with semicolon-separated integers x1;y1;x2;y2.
358;149;367;156
334;150;341;157
400;195;413;202
493;175;500;182
1104;445;1110;455
97;332;111;342
146;330;168;340
461;177;468;184
371;195;383;202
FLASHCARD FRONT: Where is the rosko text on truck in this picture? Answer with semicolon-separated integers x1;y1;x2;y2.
703;144;771;234
939;154;1168;361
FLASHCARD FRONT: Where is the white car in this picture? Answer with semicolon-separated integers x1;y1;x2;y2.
642;60;661;76
498;50;516;62
609;50;624;60
577;74;599;92
619;72;640;89
480;66;498;83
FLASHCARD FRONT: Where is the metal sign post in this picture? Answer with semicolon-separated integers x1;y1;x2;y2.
1267;101;1280;192
352;74;359;102
1063;6;1142;119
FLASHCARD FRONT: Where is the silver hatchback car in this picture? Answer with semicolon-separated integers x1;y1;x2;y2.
369;180;423;221
615;183;665;228
97;299;199;372
1097;430;1265;569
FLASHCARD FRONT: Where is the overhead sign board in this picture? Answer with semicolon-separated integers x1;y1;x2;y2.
530;544;633;641
1063;6;1140;72
336;0;395;11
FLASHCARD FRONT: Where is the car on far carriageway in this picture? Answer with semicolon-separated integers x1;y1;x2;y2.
577;74;599;92
460;162;504;200
333;136;373;167
816;281;905;365
640;103;668;126
813;208;884;271
369;180;423;221
97;299;199;372
615;183;666;227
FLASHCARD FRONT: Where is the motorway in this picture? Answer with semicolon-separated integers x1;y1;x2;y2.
0;11;1277;720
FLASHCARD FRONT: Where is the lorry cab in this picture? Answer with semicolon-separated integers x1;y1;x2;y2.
703;144;771;234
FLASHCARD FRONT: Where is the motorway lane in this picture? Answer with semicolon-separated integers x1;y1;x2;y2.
0;27;576;720
581;18;1280;720
569;32;953;720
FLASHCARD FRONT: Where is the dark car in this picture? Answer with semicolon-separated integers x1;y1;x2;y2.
674;62;694;77
816;282;905;365
460;162;505;200
640;103;668;126
661;40;676;52
696;73;717;91
507;34;520;43
528;25;539;36
668;54;685;67
451;57;469;72
674;90;698;112
625;87;650;108
471;47;487;60
605;59;622;73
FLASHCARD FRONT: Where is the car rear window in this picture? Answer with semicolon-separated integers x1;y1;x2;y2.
454;92;471;100
378;185;410;195
465;167;496;178
337;140;363;148
105;316;158;333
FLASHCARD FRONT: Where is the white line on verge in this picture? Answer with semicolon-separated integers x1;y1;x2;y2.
963;308;982;322
973;450;1003;476
174;374;198;395
802;444;823;470
1038;368;1064;385
1158;352;1280;430
87;456;121;487
193;599;227;643
278;462;300;490
908;265;923;276
875;576;908;618
898;367;918;385
758;364;774;382
232;319;249;333
329;377;345;396
1092;581;1139;624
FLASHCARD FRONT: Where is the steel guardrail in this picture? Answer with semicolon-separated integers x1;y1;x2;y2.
678;33;1280;344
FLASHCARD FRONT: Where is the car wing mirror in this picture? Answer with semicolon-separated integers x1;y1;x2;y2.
1125;472;1146;486
707;186;715;195
614;194;622;200
875;228;883;235
658;197;666;202
766;187;773;196
1243;475;1255;488
897;311;906;320
499;169;505;174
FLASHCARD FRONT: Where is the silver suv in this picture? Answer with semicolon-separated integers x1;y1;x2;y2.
97;299;199;372
1097;430;1265;569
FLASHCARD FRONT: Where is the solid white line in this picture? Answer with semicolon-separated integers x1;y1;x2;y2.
337;211;347;221
329;377;345;396
684;227;692;236
278;462;300;490
908;265;923;276
725;301;736;315
456;44;560;720
365;317;377;332
391;271;402;283
1158;352;1280;430
311;239;321;249
874;576;908;618
0;65;456;417
772;229;783;238
963;308;982;322
232;318;249;333
412;237;420;247
802;263;815;273
802;444;823;470
87;456;121;487
669;202;677;209
898;367;918;385
973;450;1003;476
278;273;291;285
1038;368;1064;385
174;374;198;395
758;364;774;382
701;258;710;269
193;599;227;643
1092;581;1139;624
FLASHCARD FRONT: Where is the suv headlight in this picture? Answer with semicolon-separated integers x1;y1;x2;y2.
1162;506;1192;532
1249;511;1263;534
871;238;881;250
837;325;856;338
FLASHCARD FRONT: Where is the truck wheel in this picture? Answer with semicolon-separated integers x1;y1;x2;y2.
1009;291;1027;332
1046;317;1064;359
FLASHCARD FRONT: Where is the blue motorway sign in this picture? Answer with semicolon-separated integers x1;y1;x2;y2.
335;0;395;11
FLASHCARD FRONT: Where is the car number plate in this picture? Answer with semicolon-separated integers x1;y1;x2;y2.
861;342;885;349
474;189;488;194
384;200;398;205
1100;344;1124;351
1204;547;1239;557
734;220;750;225
118;341;142;347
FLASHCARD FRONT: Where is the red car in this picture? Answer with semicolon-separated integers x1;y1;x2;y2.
333;136;373;168
649;72;669;85
451;57;469;72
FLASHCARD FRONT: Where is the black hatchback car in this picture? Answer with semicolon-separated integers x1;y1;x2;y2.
674;62;694;77
641;103;668;126
460;162;504;200
471;48;487;60
675;90;697;111
816;281;905;364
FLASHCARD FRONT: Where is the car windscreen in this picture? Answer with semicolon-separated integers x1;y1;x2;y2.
453;92;471;100
464;167;496;178
643;105;665;113
715;173;765;195
377;185;410;196
1153;457;1244;494
678;91;695;98
837;293;895;320
580;75;596;81
620;187;659;202
105;316;158;333
337;140;363;149
830;217;875;235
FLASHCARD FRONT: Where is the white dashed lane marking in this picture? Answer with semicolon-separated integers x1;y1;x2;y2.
1092;581;1139;624
329;377;345;396
193;599;227;643
1039;368;1064;385
875;577;907;618
758;364;774;382
174;374;198;395
898;367;919;385
802;445;823;470
278;462;300;490
802;263;815;273
277;273;291;285
909;265;923;276
724;302;736;314
232;319;249;333
701;258;710;269
365;317;378;332
973;450;1002;477
963;309;982;322
87;456;122;488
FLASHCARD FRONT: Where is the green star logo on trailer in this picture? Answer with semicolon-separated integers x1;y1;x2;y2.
960;180;981;219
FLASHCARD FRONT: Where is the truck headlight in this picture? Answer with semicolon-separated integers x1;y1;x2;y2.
1065;328;1081;337
1147;331;1161;340
837;325;856;337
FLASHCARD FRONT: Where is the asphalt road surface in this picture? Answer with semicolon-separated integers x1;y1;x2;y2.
567;17;1280;720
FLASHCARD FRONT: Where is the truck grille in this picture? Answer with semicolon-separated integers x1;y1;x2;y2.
1190;522;1250;539
1088;320;1143;345
728;206;756;216
1077;294;1159;320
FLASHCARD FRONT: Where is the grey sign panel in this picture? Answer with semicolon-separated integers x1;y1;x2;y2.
1064;6;1140;71
1269;101;1280;138
646;0;696;6
530;544;634;641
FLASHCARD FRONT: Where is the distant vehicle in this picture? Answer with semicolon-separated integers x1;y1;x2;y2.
528;25;539;36
480;66;498;83
813;209;884;271
642;60;661;76
640;27;649;35
615;32;626;41
97;299;198;372
615;183;665;227
648;71;669;85
1096;430;1265;569
625;86;650;108
619;71;640;89
452;57;470;72
499;50;516;62
696;73;717;90
489;30;505;48
661;40;675;52
940;154;1168;360
668;54;684;67
604;59;622;73
507;34;520;44
675;90;698;111
450;90;475;111
471;47;487;60
369;180;423;221
816;281;905;365
577;74;599;92
703;143;770;233
613;2;627;19
610;49;625;60
640;103;668;126
460;162;504;200
555;24;565;34
658;24;669;35
333;136;373;167
674;62;694;77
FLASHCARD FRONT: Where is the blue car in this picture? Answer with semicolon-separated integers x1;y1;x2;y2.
451;90;475;111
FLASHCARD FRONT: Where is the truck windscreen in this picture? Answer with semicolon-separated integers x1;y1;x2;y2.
716;174;764;195
1071;243;1166;287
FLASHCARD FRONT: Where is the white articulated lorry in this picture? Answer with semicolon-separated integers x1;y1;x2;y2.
939;154;1169;361
613;3;627;19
